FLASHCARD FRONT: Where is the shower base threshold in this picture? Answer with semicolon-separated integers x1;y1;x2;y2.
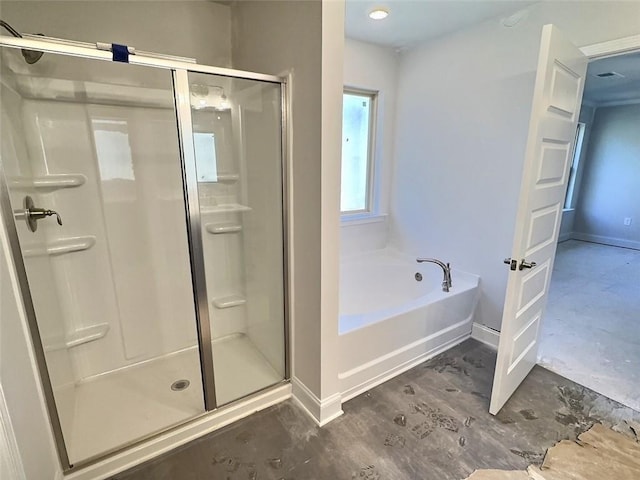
64;333;283;468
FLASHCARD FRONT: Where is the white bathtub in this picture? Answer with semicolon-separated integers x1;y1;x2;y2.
338;249;479;400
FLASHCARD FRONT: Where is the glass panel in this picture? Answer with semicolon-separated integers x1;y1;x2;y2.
0;47;204;464
187;72;286;405
341;92;372;212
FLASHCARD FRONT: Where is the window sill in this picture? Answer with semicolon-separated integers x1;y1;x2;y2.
340;213;388;227
562;208;575;213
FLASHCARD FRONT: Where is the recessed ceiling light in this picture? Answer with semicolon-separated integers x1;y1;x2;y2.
369;8;389;20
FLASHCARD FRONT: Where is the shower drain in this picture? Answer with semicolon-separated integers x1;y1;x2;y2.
171;379;190;391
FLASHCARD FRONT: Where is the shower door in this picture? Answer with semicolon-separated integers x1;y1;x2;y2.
176;70;287;406
0;47;205;466
0;35;289;472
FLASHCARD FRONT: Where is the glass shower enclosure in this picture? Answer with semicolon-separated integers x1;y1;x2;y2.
0;34;288;470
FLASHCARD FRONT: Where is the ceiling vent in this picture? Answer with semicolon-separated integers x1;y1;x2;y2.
595;72;625;78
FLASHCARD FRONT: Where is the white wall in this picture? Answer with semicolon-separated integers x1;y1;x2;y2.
319;0;344;422
390;1;640;331
341;38;398;256
573;103;640;249
2;0;231;67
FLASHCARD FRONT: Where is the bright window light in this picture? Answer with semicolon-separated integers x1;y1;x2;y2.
564;122;586;209
341;90;375;214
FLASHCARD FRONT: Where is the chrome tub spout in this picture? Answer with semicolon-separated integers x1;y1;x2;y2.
416;257;452;292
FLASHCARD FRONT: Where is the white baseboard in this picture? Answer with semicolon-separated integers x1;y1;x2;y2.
66;383;291;480
571;232;640;251
557;232;572;243
291;377;344;427
471;323;500;350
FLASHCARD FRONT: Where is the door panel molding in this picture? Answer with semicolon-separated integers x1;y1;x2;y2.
490;25;588;415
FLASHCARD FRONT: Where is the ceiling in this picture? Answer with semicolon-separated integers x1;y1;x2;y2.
345;0;535;50
583;51;640;105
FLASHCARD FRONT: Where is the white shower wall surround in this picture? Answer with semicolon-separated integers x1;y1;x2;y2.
20;98;203;378
12;85;282;379
338;249;480;399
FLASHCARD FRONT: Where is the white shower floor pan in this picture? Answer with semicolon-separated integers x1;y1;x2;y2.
64;333;282;464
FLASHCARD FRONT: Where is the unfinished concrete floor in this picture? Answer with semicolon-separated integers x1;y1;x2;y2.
112;340;639;480
539;240;640;411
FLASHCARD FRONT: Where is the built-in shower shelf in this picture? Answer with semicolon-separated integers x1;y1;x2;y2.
65;323;109;348
205;223;243;234
216;173;240;183
201;204;251;214
48;236;96;256
212;295;246;309
8;174;87;191
22;235;96;257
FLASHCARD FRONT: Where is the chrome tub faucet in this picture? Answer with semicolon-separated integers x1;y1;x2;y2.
416;258;452;292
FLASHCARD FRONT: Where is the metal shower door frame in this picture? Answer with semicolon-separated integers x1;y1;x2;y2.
172;69;218;411
0;34;290;473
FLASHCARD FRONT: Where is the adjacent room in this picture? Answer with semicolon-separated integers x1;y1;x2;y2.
0;2;639;480
539;50;640;412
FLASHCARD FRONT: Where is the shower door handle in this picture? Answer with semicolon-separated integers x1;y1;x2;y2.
15;196;63;232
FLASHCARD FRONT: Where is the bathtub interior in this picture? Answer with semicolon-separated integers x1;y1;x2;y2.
339;249;480;334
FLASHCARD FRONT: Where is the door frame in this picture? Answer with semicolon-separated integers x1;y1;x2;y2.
580;34;640;60
545;32;640;336
0;33;291;473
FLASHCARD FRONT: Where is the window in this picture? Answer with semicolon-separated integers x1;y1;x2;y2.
341;89;376;214
564;122;586;209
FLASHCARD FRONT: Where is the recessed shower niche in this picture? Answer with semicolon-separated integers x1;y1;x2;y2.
0;37;287;470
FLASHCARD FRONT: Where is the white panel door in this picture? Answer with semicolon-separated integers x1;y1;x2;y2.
489;25;587;415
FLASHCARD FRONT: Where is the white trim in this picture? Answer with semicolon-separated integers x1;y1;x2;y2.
340;332;471;403
580;34;640;59
65;384;291;480
340;212;387;226
291;377;344;427
342;87;378;216
557;232;572;243
0;385;25;480
319;395;344;426
571;232;640;251
471;323;500;350
594;97;640;108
